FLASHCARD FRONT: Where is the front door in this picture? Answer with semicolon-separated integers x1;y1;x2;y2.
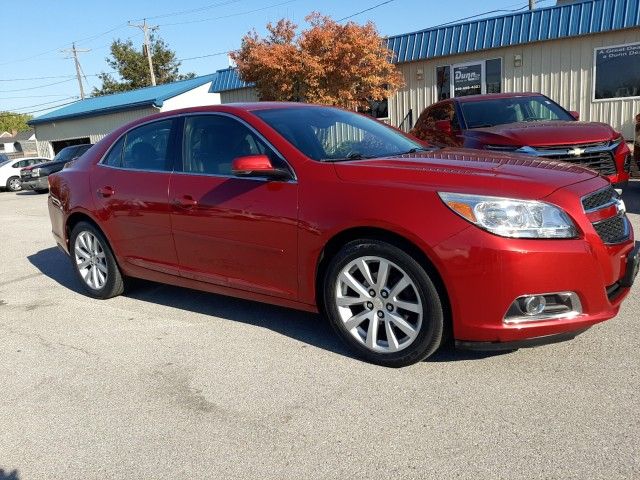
169;113;299;299
91;118;180;275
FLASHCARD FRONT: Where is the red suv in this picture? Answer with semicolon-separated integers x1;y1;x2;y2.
410;93;632;190
47;103;638;367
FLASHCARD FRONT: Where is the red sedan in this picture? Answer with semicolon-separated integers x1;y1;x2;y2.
47;103;638;367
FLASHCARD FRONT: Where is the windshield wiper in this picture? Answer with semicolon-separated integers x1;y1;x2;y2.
392;146;437;156
322;152;373;162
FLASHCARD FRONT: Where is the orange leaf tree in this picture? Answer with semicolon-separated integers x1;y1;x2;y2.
230;13;403;110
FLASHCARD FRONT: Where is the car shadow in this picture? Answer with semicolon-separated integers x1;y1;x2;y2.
15;190;44;196
28;247;506;364
622;179;640;215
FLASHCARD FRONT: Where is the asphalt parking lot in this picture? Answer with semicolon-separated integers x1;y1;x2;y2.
0;183;639;480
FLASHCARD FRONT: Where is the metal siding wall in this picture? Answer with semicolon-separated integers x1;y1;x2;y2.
220;88;259;103
390;29;640;139
33;107;158;142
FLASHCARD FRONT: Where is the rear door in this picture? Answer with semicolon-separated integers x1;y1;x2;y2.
169;113;299;299
91;118;180;275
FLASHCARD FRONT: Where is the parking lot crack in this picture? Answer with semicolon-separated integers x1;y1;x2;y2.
0;322;98;358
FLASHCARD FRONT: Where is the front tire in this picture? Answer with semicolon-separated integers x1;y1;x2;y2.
6;176;21;192
70;221;124;299
323;239;444;367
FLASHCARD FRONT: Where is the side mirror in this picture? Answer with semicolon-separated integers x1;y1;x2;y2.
569;111;580;120
434;119;453;135
231;155;289;180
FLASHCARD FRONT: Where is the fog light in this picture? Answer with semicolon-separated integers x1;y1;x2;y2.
522;295;546;316
504;291;582;324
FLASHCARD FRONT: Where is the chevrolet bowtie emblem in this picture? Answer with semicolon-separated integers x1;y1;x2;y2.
568;147;585;156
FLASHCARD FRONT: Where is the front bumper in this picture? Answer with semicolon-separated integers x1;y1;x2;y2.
455;327;590;351
21;176;48;190
434;176;636;345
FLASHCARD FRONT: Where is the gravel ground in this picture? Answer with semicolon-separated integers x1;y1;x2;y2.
0;182;638;480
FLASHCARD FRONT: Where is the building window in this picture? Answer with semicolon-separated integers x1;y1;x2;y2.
485;58;502;94
436;66;451;100
362;98;389;119
594;43;640;100
436;58;501;99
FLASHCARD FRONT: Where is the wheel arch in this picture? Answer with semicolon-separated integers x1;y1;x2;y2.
65;211;116;256
315;226;452;334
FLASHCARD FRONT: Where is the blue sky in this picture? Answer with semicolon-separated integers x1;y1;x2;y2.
0;0;554;116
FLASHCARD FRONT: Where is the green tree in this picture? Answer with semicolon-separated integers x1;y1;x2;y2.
0;112;32;134
92;35;194;96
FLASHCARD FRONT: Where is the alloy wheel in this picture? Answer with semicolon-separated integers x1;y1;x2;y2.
74;231;108;290
335;256;423;353
8;178;21;191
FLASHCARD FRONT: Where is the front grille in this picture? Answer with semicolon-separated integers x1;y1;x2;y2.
581;186;617;211
593;216;629;244
535;142;609;150
541;151;616;176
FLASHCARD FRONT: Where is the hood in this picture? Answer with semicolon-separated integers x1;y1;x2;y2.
466;121;617;147
333;148;601;200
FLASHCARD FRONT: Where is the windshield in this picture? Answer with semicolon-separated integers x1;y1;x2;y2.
461;95;574;129
253;106;428;161
52;147;79;163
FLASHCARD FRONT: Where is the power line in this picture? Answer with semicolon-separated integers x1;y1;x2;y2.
0;98;79;116
1;78;76;93
10;97;79;112
0;94;73;99
0;74;76;82
135;0;243;21
159;0;300;27
337;0;397;22
178;50;231;62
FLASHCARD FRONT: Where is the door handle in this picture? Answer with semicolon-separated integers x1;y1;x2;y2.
97;186;115;197
172;195;198;208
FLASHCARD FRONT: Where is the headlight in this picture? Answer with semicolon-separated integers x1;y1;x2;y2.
31;168;40;177
438;192;578;238
484;145;521;152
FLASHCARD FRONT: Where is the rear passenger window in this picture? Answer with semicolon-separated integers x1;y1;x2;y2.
121;119;174;171
102;137;125;167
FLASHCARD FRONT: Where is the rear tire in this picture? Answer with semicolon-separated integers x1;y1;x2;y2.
70;221;124;299
323;239;444;367
6;176;21;192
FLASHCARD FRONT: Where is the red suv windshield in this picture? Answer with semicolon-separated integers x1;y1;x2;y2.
461;95;575;128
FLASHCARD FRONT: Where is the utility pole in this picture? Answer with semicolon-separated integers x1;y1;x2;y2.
61;42;90;99
129;19;158;86
529;0;536;9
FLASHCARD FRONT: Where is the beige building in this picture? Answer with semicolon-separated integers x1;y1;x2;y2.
386;0;640;139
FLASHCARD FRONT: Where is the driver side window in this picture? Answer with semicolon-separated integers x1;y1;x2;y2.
181;115;281;176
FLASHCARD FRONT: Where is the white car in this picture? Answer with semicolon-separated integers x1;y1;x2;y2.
0;156;50;192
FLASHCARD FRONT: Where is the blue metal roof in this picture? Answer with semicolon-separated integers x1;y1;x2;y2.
387;0;640;63
30;74;217;125
209;67;252;92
